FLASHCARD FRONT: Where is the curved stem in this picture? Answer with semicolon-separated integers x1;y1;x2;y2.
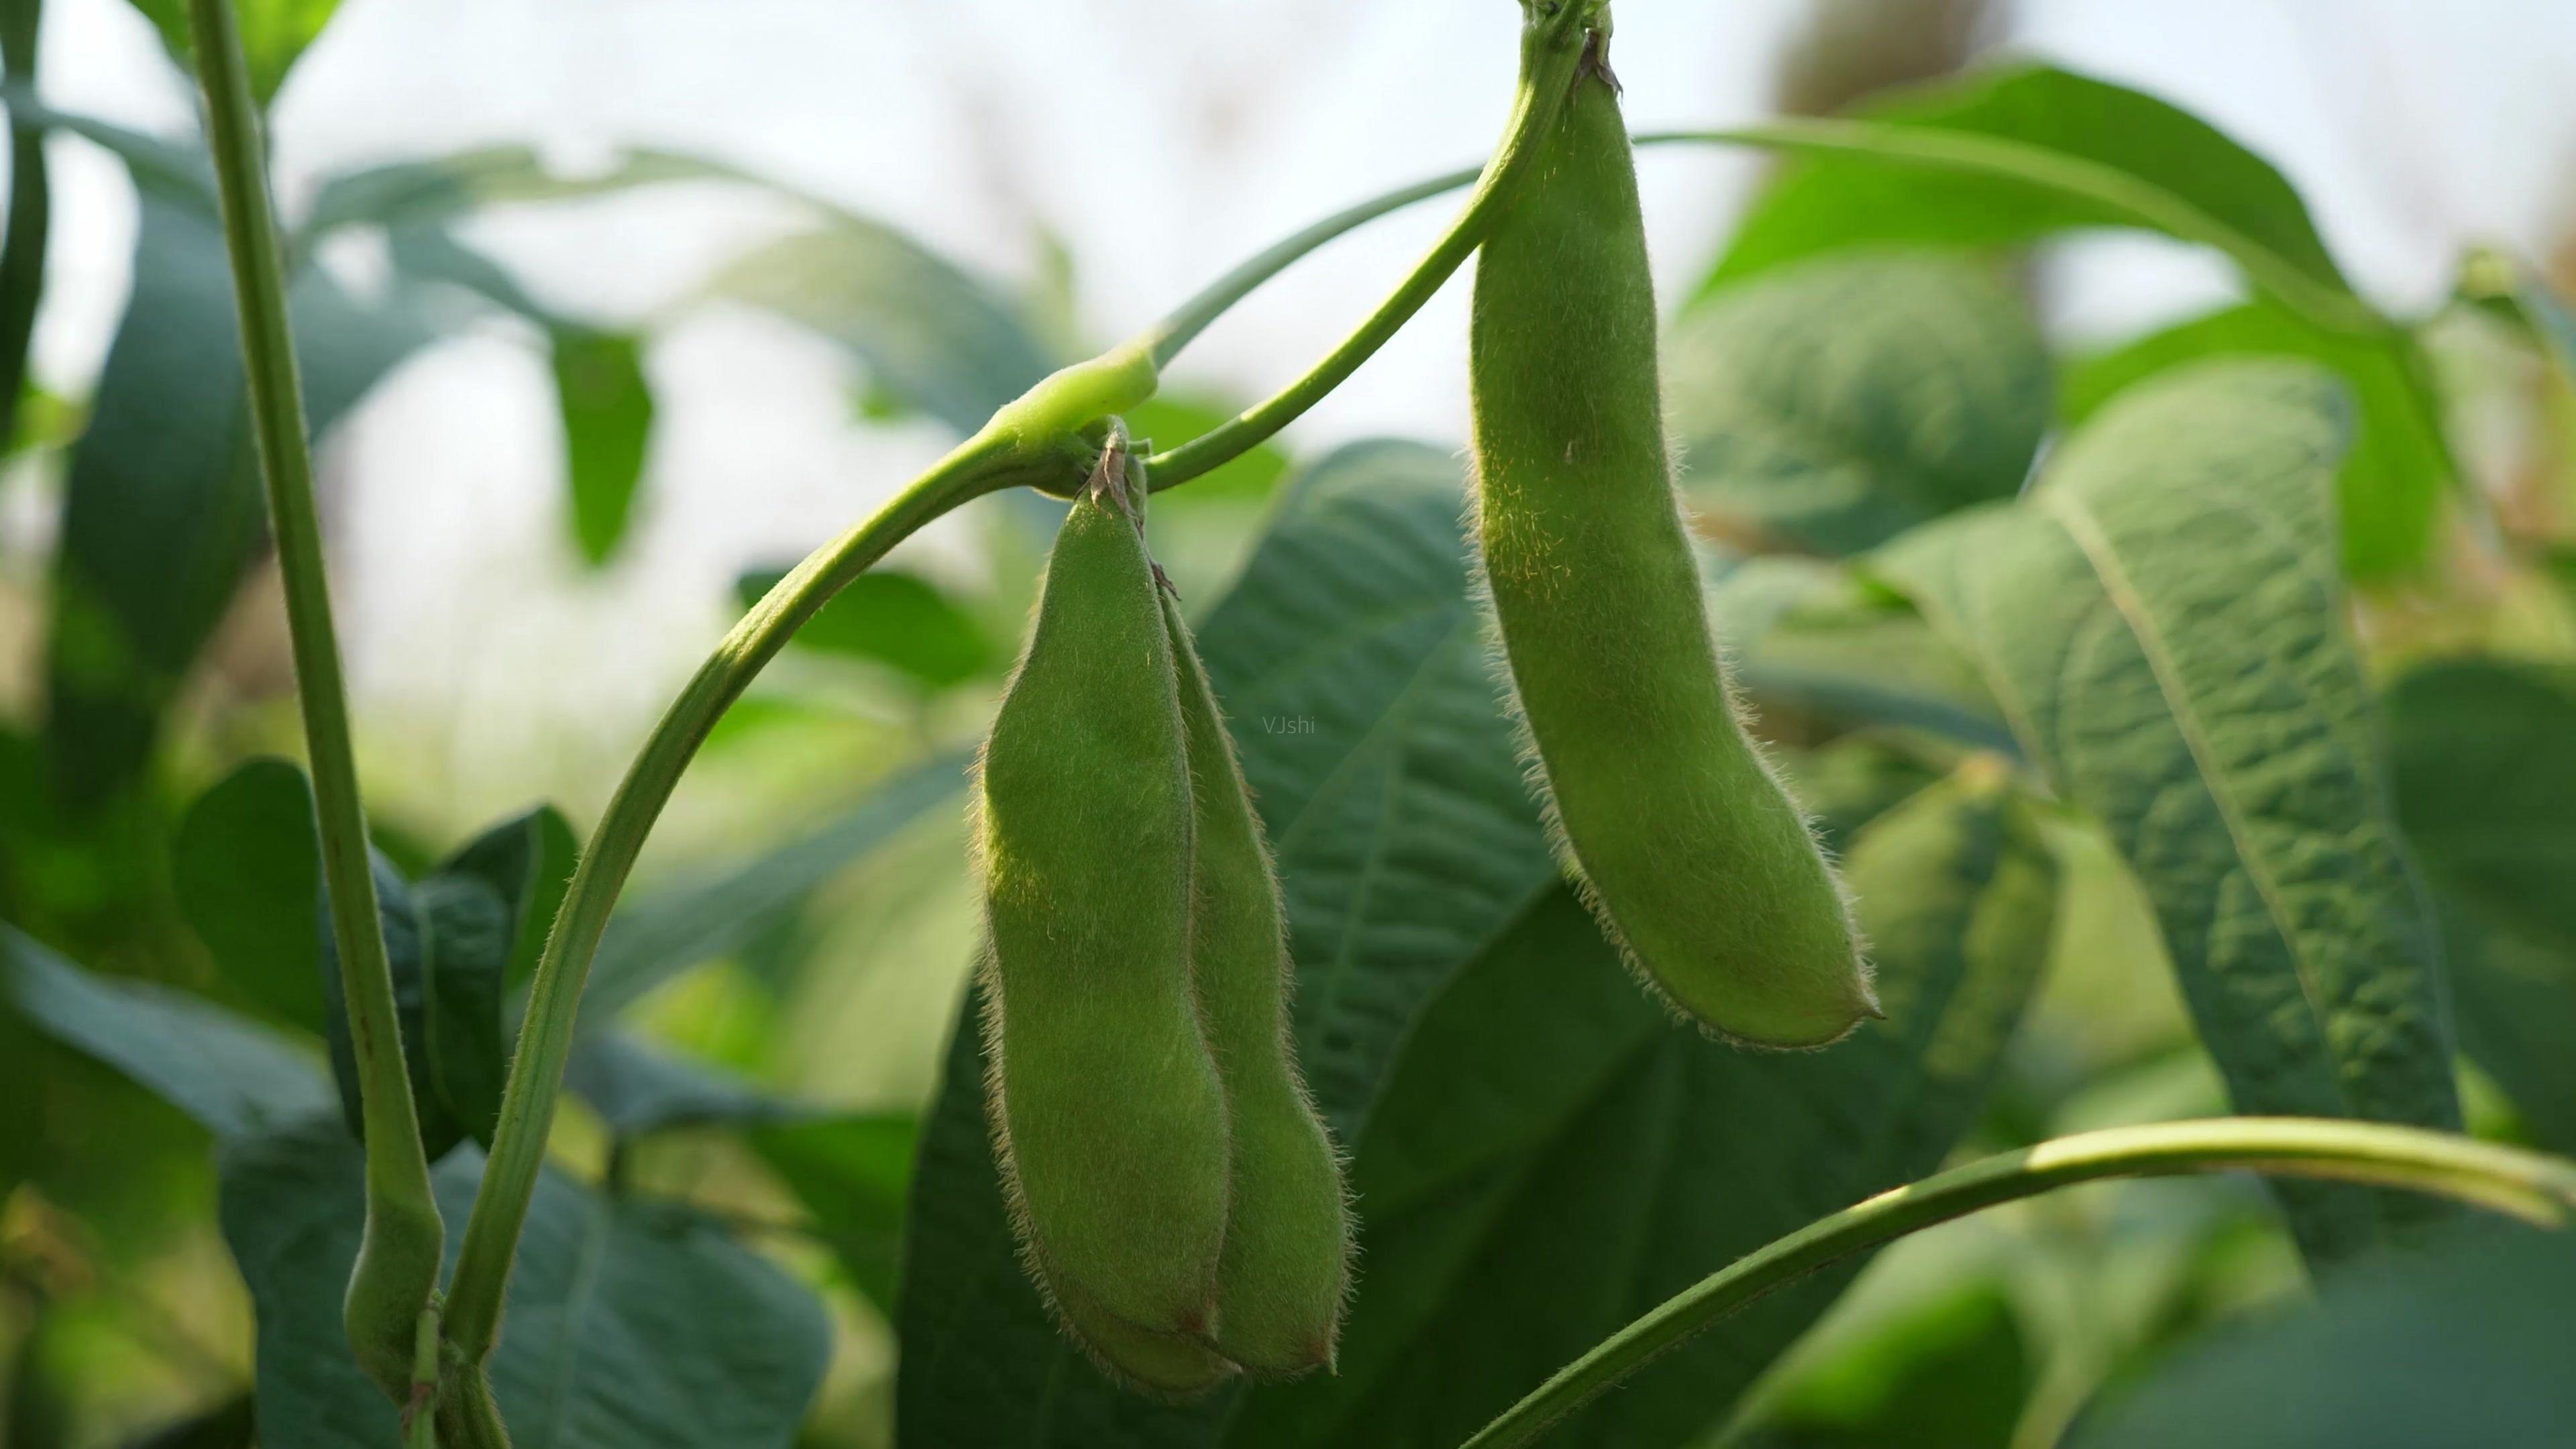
185;0;440;1338
1141;164;1483;370
1460;1118;2576;1449
1143;1;1597;491
439;425;1090;1364
0;0;48;453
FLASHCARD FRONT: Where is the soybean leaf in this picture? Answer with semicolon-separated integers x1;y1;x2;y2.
0;93;215;207
172;757;325;1032
296;145;802;242
2061;299;2452;584
1872;359;2459;1268
2072;1226;2576;1449
2385;657;2576;1152
584;749;973;1021
752;1112;919;1314
119;1395;256;1449
700;218;1054;435
121;0;339;107
1;926;331;1139
2434;897;2576;1157
1706;553;2012;754
435;804;579;994
553;327;656;566
1668;250;2048;553
567;1030;804;1139
1240;757;2057;1449
2385;658;2576;956
896;441;1558;1443
316;851;468;1157
416;871;511;1147
736;568;996;689
221;1116;830;1448
42;195;432;810
1709;64;2349;303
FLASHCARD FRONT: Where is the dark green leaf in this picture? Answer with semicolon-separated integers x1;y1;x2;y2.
752;1112;918;1313
1872;360;2459;1267
584;749;972;1021
701;217;1055;435
2386;658;2576;955
898;440;1558;1442
417;871;510;1146
2062;299;2452;580
221;1116;830;1447
736;568;996;688
316;851;467;1157
553;327;656;566
435;804;578;994
1239;759;2059;1448
172;757;325;1031
1;925;332;1138
1709;64;2348;298
2073;1226;2576;1449
42;195;431;810
566;1030;803;1139
1669;250;2048;553
2434;896;2576;1157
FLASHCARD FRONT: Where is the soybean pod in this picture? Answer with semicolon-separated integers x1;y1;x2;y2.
1468;9;1876;1047
975;438;1234;1374
1162;588;1353;1378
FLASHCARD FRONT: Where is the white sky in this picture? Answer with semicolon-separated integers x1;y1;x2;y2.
14;0;2576;835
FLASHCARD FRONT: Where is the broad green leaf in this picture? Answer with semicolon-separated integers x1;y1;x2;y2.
752;1112;918;1314
2;926;332;1138
1668;250;2048;553
701;218;1055;436
316;851;468;1157
435;804;578;994
296;145;800;242
2386;658;2576;1153
172;757;325;1031
1708;64;2350;305
1872;360;2459;1267
2433;897;2576;1157
1705;553;2012;754
42;195;431;810
584;749;972;1021
0;93;215;207
2386;658;2576;955
2072;1226;2576;1449
123;0;339;107
552;327;656;566
117;1395;256;1449
2062;299;2453;581
897;441;1558;1443
221;1116;830;1446
735;568;996;689
1238;758;2059;1449
416;871;510;1146
566;1030;804;1139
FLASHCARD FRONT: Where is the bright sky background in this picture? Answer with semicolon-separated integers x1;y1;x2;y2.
14;0;2576;834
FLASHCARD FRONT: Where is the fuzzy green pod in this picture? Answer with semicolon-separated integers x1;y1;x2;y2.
1468;21;1876;1048
975;451;1234;1364
1162;592;1353;1377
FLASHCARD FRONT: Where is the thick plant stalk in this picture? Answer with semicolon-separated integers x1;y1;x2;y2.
1458;1118;2576;1449
182;0;441;1401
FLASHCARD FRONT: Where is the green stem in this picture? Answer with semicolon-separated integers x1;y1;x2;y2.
1142;1;1597;490
439;425;1093;1365
1459;1118;2576;1449
183;0;441;1389
0;0;46;453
